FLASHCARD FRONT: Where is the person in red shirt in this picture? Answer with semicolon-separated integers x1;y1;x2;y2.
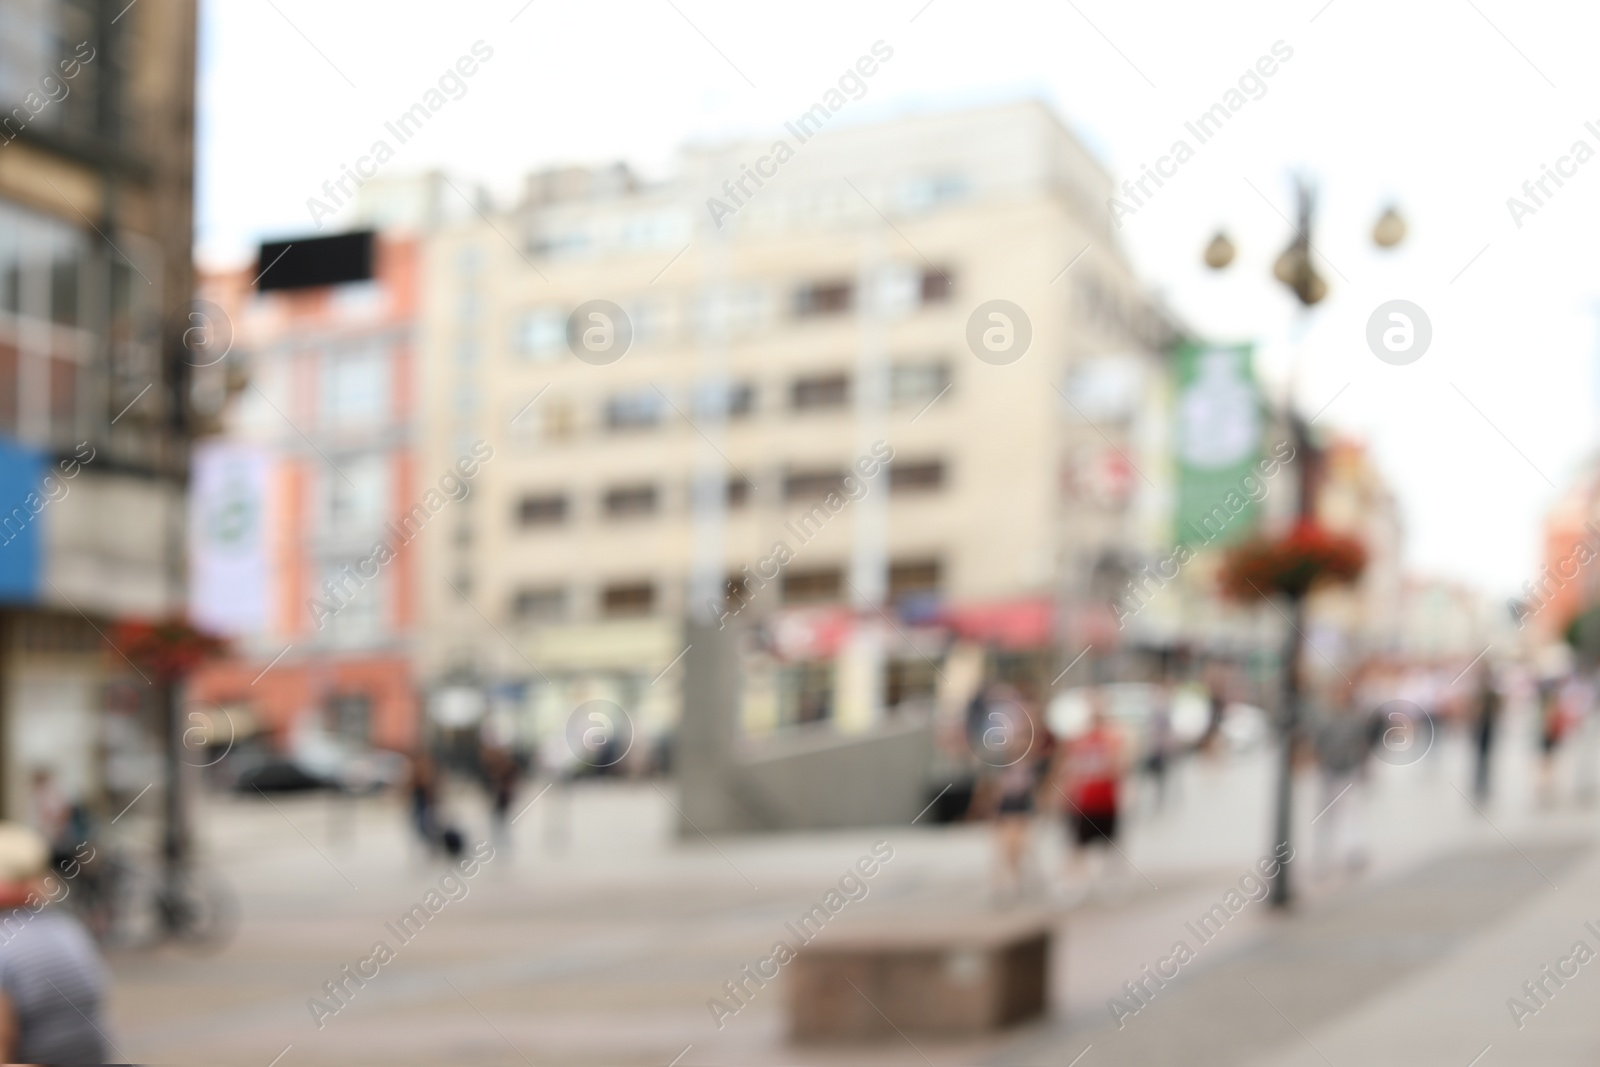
1050;694;1127;893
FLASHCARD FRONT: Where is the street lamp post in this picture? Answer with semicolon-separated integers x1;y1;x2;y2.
1206;179;1401;909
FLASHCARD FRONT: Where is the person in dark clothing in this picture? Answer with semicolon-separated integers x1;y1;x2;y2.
407;751;440;850
1472;669;1501;801
482;744;520;848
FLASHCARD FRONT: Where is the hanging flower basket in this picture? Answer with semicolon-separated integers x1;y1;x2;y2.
107;617;227;681
1219;520;1366;601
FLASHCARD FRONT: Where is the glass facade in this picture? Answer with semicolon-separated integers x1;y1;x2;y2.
0;0;122;150
0;200;89;445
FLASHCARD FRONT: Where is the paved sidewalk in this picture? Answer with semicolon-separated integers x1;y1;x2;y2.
106;714;1600;1065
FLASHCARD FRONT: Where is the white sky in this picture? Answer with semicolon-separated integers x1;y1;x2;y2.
197;0;1600;604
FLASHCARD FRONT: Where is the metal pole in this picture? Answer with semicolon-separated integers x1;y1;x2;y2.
1268;402;1315;908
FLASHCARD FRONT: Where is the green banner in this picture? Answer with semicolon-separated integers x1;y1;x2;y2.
1173;342;1263;548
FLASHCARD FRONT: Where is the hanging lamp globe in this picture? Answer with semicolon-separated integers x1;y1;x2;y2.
1372;206;1407;248
1203;231;1236;270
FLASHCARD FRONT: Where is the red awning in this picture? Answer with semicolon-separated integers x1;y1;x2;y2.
938;597;1055;649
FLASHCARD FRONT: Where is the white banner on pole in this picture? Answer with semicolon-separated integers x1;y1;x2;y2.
189;441;273;636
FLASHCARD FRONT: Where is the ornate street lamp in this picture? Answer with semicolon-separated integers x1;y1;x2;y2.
1200;186;1405;908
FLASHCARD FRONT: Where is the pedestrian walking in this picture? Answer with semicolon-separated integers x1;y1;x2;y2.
1200;664;1230;759
1537;676;1569;806
1051;693;1126;895
0;823;113;1065
406;750;441;853
482;743;520;849
1141;682;1176;811
1311;690;1373;878
1472;667;1501;801
970;684;1039;905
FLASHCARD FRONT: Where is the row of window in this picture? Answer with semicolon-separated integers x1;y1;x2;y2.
508;559;942;622
514;461;946;527
484;171;969;267
494;361;950;435
493;267;954;361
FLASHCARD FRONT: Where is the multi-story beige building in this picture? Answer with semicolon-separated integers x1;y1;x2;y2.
416;102;1180;761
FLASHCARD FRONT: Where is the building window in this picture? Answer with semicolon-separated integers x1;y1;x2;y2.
888;559;941;601
514;307;566;360
322;346;388;428
314;560;382;643
326;693;372;744
321;455;389;536
784;469;845;501
604;388;663;431
603;484;658;519
602;581;655;617
629;295;670;346
899;174;968;214
890;460;945;493
0;201;102;445
511;586;565;622
783;567;843;604
516;493;568;527
920;269;953;304
727;476;753;508
793;280;853;318
543;397;576;440
889;361;949;407
885;658;939;709
0;0;118;149
693;380;755;420
790;373;849;411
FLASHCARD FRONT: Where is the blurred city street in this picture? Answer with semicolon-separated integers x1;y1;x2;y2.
4;1;1600;1063
113;709;1600;1065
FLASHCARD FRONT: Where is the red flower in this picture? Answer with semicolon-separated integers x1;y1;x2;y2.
1219;520;1366;601
108;618;227;681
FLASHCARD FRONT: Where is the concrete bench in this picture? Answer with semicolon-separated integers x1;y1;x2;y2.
787;910;1052;1042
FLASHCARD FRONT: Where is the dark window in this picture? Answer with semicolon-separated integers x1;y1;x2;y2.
727;476;753;508
886;659;939;708
790;374;849;411
517;493;568;526
603;484;658;518
888;560;941;601
783;567;843;604
602;581;655;617
920;269;953;304
784;469;846;501
794;280;853;317
890;460;945;493
511;587;566;621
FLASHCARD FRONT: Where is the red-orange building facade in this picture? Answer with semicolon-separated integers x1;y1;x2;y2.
189;234;422;753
